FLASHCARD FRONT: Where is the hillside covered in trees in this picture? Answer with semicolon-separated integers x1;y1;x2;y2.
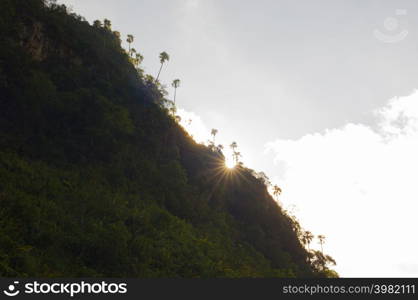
0;0;336;277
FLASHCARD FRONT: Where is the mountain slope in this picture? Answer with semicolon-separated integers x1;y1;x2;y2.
0;0;333;277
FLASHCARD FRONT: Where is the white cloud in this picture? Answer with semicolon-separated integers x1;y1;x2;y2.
177;108;211;144
266;90;418;277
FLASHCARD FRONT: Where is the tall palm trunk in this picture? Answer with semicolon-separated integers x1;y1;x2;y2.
155;62;164;82
173;87;177;105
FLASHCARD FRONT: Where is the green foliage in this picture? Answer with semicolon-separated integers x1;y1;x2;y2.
0;0;331;278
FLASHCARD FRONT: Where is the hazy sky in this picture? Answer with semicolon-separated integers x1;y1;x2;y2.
59;0;418;277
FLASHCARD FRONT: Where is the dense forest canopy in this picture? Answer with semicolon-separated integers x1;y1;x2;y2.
0;0;336;277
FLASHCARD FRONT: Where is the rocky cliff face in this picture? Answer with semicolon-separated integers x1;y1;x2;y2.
20;20;79;64
21;21;47;61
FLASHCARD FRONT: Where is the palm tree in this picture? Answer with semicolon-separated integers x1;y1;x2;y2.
169;104;176;116
93;20;102;28
211;129;218;144
233;151;242;165
230;142;238;165
318;235;326;254
171;79;181;105
136;53;144;63
130;48;136;58
301;231;314;250
126;34;134;53
272;185;282;200
230;141;237;151
113;31;121;40
103;19;111;30
155;51;170;82
135;53;144;67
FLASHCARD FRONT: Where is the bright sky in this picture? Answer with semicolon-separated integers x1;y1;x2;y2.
59;0;418;277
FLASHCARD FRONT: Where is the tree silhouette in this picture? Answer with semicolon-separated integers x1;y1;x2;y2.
207;140;215;151
318;235;326;254
230;142;238;165
230;141;237;151
103;19;111;30
301;230;314;251
272;185;282;200
93;20;102;28
211;129;218;144
135;53;144;68
169;102;177;116
126;34;134;53
310;250;336;274
113;31;121;40
255;171;271;187
233;151;241;165
130;47;136;58
155;51;169;82
171;79;181;105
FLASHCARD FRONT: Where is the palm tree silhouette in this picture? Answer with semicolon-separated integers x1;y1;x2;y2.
172;79;181;105
135;53;144;68
230;141;237;151
113;31;121;40
130;47;136;58
233;151;241;165
318;235;326;254
93;20;102;28
230;142;238;165
126;34;134;53
302;231;314;251
156;51;170;82
103;19;111;30
211;129;218;144
272;185;282;200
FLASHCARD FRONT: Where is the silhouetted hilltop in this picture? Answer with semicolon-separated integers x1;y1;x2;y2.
0;0;336;277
